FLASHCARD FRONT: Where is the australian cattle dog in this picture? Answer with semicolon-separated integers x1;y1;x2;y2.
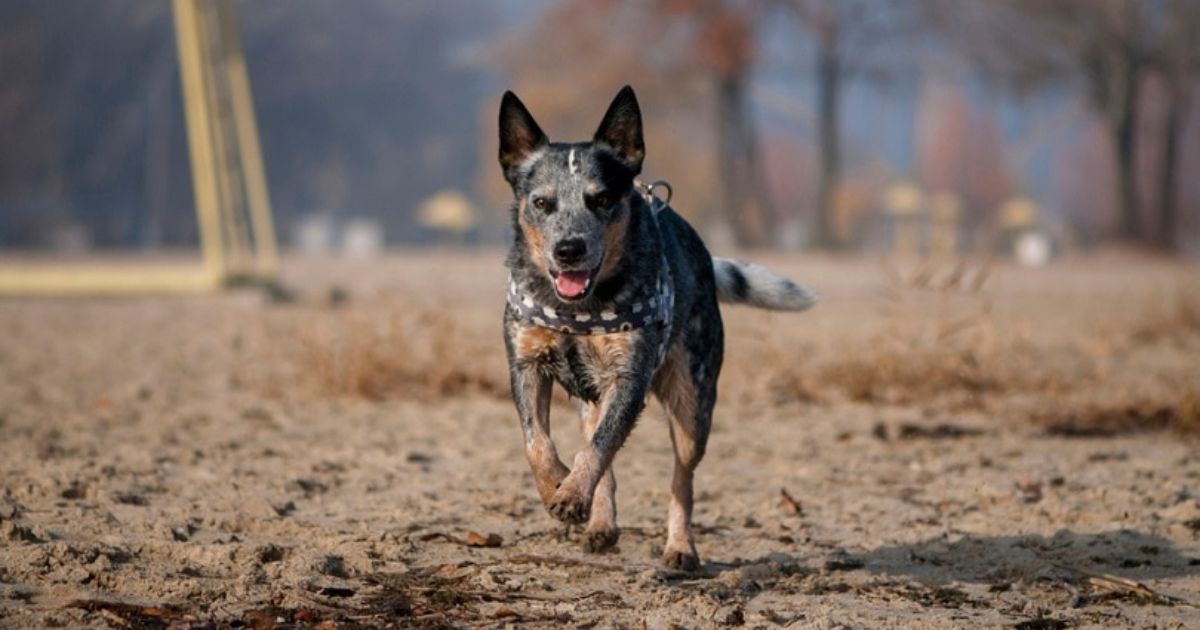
499;86;816;570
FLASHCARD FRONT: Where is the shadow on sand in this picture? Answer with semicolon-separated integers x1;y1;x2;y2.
847;528;1200;586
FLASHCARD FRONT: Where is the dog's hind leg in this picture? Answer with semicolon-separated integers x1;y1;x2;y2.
579;402;619;552
653;342;714;571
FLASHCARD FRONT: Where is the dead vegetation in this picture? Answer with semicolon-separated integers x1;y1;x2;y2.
761;263;1200;435
1037;392;1200;437
289;306;503;401
1128;283;1200;345
768;260;1065;408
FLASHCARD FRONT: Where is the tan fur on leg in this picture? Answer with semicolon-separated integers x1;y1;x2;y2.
580;402;618;552
547;445;603;524
547;384;620;525
526;436;569;505
515;359;568;506
654;341;702;570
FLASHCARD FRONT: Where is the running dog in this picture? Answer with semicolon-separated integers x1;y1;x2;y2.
499;86;816;570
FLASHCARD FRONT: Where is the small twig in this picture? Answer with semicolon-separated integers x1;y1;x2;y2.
67;599;195;622
417;530;503;548
653;567;724;582
779;488;803;516
508;553;636;572
1049;562;1195;607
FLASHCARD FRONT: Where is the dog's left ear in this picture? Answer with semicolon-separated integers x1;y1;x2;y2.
593;85;644;174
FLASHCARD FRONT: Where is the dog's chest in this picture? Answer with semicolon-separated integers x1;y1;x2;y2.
513;325;642;402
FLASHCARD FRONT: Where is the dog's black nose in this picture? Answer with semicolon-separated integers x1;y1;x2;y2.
553;238;587;265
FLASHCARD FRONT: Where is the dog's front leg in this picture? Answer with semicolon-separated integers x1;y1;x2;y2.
511;362;570;507
547;359;652;525
579;402;618;552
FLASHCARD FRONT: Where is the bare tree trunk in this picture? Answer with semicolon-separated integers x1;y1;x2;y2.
715;73;767;247
815;41;841;249
743;104;777;243
715;75;746;245
1113;58;1142;241
1157;88;1183;250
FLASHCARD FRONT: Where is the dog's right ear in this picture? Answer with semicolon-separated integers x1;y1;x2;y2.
498;91;548;180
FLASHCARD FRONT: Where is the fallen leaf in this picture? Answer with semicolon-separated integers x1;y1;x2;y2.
465;531;503;547
1014;477;1043;503
779;488;803;516
490;606;520;619
243;610;275;630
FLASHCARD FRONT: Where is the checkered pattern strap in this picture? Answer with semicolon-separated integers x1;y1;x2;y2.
506;259;672;336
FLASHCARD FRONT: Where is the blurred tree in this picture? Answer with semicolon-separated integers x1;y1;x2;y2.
1152;0;1200;249
926;0;1185;246
1055;125;1116;246
917;81;1016;241
699;0;775;247
781;0;910;249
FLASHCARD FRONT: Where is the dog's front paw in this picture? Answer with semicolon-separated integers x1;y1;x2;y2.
533;460;570;506
661;545;700;572
583;527;619;553
546;476;592;524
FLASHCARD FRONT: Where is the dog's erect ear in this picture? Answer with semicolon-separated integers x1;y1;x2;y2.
593;85;644;173
499;91;549;178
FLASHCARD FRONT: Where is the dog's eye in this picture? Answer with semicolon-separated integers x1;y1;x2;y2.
594;193;611;209
532;197;551;212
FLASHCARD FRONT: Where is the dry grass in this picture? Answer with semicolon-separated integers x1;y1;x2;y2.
293;306;503;401
814;345;1001;406
768;260;1052;407
1036;390;1200;437
1128;283;1200;345
765;264;1199;430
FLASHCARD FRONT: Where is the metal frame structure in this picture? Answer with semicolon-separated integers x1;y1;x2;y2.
0;0;277;295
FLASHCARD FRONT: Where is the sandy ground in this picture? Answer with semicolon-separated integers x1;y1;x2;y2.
1;251;1198;629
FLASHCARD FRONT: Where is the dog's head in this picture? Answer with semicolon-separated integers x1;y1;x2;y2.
499;86;644;303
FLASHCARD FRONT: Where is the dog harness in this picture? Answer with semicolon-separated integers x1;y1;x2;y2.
506;182;676;349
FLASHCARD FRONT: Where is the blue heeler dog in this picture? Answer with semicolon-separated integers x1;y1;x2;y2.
500;86;816;570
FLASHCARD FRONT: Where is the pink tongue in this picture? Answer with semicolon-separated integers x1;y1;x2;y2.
555;271;589;298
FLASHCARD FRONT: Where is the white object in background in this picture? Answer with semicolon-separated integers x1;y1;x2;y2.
341;218;384;259
1015;231;1051;267
295;213;335;256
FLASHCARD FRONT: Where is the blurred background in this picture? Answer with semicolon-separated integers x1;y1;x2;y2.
2;0;1198;262
3;4;1200;626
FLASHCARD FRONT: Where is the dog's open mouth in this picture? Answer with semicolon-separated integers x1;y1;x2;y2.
553;269;594;300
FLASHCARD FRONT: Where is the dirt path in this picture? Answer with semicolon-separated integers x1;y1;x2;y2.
1;252;1197;628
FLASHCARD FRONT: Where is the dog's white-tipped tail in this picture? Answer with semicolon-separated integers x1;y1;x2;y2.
712;257;818;312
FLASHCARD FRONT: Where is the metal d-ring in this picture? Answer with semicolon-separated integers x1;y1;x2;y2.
646;180;673;205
